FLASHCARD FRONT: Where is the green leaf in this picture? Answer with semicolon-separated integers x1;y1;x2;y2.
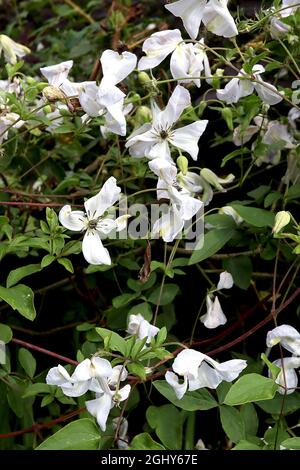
220;405;245;443
57;257;74;273
148;284;179;305
127;362;146;379
255;391;300;415
221;148;250;167
6;264;42;288
230;204;275;228
130;432;165;450
35;419;101;450
23;383;53;398
153;380;218;411
41;254;55;268
240;403;259;437
95;328;127;355
146;404;182;449
281;438;300;450
189;228;235;265
224;373;278;405
112;292;139;309
0;285;36;320
18;348;36;378
223;256;252;290
0;323;12;344
233;440;262;450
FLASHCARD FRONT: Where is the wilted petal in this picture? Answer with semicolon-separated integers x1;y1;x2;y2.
165;0;207;40
82;230;111;265
217;271;234;290
266;324;300;356
86;394;113;431
101;50;137;85
165;371;188;399
59;205;86;231
202;0;238;38
84;176;121;219
40;60;73;87
138;29;182;70
170;120;208;160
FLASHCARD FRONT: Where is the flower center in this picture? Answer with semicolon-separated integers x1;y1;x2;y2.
87;219;98;230
159;130;169;139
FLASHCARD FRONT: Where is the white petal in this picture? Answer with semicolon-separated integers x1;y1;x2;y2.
169;120;208;160
101;50;137;85
172;190;203;220
149;158;177;184
189;361;223;389
138;29;182;70
266;324;300;356
202;0;238;38
170;43;202;87
97;218;118;235
82;231;111;265
105;100;127;137
148;140;172;162
200;295;227;329
206;357;247;381
217;271;234;290
46;365;72;386
114;215;130;232
110;365;128;386
217;77;245;104
172;348;205;379
160;85;191;130
84;176;121;218
86;394;113;432
165;371;188;399
60;381;90;397
59;205;86;231
79;82;102;117
272;357;300;395
165;0;207;40
254;80;283;105
72;359;93;381
115;384;131;402
280;0;300;17
92;357;113;378
40;61;73;87
152;205;184;242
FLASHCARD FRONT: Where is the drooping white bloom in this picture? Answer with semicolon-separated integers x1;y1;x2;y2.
46;363;91;397
271;357;300;395
126;85;208;162
200;168;235;191
266;324;300;356
200;271;233;329
0;34;30;64
126;313;160;343
270;17;291;38
149;158;203;242
200;295;227;329
165;0;237;40
165;348;247;399
59;176;127;265
218;206;243;225
0;112;24;145
138;30;211;87
217;64;283;105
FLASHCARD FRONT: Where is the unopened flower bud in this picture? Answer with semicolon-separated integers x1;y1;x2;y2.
135;105;151;122
43;85;66;102
43;105;52;114
138;71;151;85
176;155;188;175
273;211;291;234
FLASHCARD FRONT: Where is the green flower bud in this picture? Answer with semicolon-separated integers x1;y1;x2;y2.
176;155;188;175
273;211;291;234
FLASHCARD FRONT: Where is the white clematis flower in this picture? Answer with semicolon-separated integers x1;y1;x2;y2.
201;295;227;329
79;50;136;136
271;357;300;395
138;30;211;87
165;348;247;399
59;176;127;265
126;313;160;343
266;324;300;356
126;85;208;162
165;0;237;40
0;34;30;64
149;158;203;242
217;64;283;105
46;363;90;397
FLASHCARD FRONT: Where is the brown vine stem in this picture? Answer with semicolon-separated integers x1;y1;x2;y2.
0;407;85;439
0;201;82;208
11;338;79;365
